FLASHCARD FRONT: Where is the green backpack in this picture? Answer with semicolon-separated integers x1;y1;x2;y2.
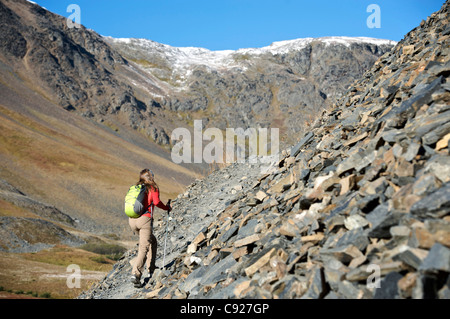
124;184;149;218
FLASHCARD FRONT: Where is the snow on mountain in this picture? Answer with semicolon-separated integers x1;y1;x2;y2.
104;36;397;71
104;37;235;71
318;36;397;47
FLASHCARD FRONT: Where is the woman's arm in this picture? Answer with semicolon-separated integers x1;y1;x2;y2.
151;188;170;211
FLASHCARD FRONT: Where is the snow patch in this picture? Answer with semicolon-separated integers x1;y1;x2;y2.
318;36;397;48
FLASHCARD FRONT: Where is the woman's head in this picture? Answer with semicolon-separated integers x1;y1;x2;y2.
137;168;158;191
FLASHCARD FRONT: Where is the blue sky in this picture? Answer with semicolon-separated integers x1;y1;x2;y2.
33;0;445;50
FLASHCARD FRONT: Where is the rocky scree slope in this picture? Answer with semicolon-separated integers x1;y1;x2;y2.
79;2;450;299
0;179;85;253
78;161;264;299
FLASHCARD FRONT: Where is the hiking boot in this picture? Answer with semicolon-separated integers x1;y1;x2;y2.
131;275;142;288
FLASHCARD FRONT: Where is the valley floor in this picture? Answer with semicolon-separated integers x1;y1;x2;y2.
0;247;114;299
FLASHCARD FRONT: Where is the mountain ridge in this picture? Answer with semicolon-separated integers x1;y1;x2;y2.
105;35;396;66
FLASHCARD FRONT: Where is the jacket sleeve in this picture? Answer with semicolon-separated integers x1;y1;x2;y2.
151;189;169;211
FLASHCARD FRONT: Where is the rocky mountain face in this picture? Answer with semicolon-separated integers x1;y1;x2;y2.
0;0;395;150
79;1;450;299
106;36;395;145
0;0;199;246
0;179;85;252
0;0;130;112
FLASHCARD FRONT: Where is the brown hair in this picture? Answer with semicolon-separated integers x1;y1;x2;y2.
136;168;159;192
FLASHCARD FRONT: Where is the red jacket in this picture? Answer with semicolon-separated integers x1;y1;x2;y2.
142;187;169;218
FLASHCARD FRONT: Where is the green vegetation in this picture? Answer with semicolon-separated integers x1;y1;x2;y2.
0;286;50;299
232;53;251;62
128;58;166;70
80;243;127;261
20;245;120;270
1;244;120;299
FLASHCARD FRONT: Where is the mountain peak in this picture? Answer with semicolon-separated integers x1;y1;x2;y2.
105;35;396;69
104;34;394;144
241;36;397;55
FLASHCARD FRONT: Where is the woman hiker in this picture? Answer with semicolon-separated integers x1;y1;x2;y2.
129;168;171;288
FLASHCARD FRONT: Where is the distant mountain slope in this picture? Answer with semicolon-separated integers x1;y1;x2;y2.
2;0;394;152
106;36;395;145
0;0;189;149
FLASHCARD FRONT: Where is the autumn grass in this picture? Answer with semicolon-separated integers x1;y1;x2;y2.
0;95;202;298
21;245;119;271
0;246;112;299
0;199;37;218
79;242;127;261
0;103;199;237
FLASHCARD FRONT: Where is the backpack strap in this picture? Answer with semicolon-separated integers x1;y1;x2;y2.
145;187;153;217
144;203;153;219
143;187;157;218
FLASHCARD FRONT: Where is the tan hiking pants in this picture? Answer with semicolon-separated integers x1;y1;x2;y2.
129;215;157;278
